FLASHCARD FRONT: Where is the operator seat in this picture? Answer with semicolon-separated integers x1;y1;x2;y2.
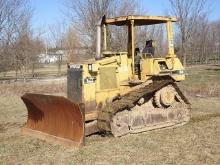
134;48;141;74
142;40;155;56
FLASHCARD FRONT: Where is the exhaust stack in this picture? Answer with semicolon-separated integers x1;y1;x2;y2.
96;22;101;59
96;16;106;59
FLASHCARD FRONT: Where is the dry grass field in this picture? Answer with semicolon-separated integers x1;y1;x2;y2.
0;65;220;164
0;64;67;81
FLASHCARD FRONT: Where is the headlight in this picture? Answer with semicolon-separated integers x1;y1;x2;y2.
172;70;184;75
88;64;93;71
178;70;184;74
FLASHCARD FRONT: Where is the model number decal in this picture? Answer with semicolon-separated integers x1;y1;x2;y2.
69;64;81;69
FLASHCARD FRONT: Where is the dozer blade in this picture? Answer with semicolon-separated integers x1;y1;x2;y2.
21;93;84;147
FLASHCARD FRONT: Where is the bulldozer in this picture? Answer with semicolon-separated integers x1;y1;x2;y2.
21;15;190;147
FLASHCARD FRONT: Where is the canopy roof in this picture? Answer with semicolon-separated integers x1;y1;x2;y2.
105;15;177;26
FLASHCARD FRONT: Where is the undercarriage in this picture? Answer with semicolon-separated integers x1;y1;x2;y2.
98;80;191;137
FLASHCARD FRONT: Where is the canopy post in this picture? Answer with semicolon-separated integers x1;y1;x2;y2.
131;20;135;75
103;24;107;50
128;20;135;75
166;21;175;58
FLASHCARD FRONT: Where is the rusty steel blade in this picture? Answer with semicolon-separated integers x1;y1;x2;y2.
21;93;84;147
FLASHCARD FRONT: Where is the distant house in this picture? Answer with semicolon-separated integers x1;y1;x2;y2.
39;53;57;63
38;47;91;63
39;50;66;64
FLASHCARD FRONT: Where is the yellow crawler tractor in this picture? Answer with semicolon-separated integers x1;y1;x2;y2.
21;15;190;147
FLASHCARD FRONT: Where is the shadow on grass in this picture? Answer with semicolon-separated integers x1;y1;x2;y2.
211;64;220;67
205;68;220;71
0;124;6;133
190;113;220;123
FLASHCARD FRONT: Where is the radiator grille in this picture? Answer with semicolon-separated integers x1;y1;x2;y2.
67;68;82;103
99;67;117;90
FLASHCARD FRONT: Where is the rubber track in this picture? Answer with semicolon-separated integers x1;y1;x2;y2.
97;79;190;132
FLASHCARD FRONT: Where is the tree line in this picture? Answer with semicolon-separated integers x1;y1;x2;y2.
63;0;220;65
0;0;45;79
169;0;220;66
0;0;220;78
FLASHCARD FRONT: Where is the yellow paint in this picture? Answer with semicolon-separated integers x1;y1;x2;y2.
69;15;185;110
166;21;175;57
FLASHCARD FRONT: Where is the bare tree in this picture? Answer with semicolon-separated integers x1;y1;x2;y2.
64;0;115;54
0;0;37;78
47;22;67;75
63;0;172;62
0;0;27;73
62;26;83;61
189;15;209;64
209;20;220;63
64;0;140;57
169;0;208;66
13;14;45;81
106;0;140;51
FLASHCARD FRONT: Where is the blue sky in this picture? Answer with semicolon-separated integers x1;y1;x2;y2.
31;0;61;29
31;0;220;30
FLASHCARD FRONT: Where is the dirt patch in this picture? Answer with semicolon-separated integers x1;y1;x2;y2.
0;124;6;133
191;113;220;123
0;79;66;96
